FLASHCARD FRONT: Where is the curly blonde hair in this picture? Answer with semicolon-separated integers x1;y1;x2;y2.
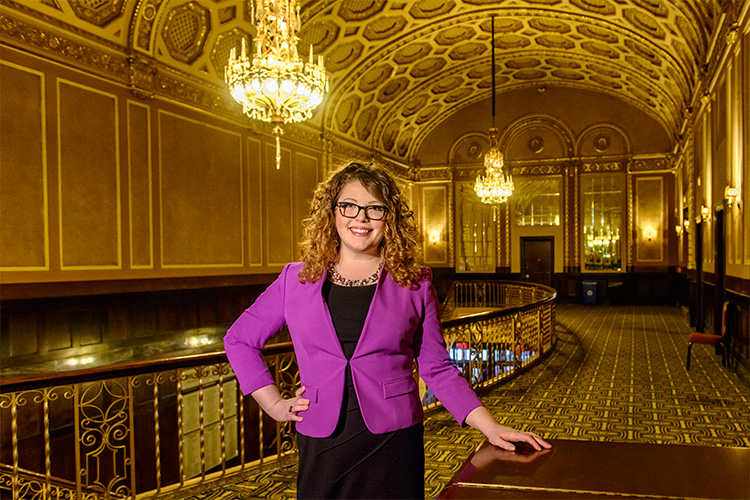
298;161;423;288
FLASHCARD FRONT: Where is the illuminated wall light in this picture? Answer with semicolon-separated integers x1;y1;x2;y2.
724;186;738;205
683;219;690;232
644;228;655;241
700;205;710;221
429;231;441;244
675;225;683;237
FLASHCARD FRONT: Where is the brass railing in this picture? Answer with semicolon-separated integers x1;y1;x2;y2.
0;281;556;499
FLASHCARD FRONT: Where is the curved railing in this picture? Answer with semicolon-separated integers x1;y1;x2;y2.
0;281;556;500
420;281;557;409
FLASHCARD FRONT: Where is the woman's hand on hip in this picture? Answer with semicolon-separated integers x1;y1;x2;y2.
252;385;310;422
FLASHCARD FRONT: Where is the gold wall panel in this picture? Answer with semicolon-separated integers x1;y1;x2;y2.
127;101;153;268
422;185;448;265
292;152;320;262
247;137;263;266
158;112;243;267
0;62;48;270
635;176;664;263
58;80;121;269
265;145;293;266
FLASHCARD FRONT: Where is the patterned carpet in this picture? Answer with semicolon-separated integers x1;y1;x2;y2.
184;305;750;500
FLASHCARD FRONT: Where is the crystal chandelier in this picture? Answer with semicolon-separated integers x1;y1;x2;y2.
225;0;328;168
475;128;513;203
474;16;513;204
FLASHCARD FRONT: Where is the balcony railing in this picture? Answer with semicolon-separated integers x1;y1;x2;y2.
0;280;556;500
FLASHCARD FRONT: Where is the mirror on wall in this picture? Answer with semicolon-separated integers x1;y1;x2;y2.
513;177;561;227
456;183;496;272
582;174;623;271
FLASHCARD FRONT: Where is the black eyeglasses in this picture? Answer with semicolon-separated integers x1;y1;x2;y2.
335;201;389;221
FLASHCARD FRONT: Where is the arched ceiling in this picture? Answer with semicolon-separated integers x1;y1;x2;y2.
4;0;734;164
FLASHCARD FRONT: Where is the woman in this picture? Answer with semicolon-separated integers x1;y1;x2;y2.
224;162;550;499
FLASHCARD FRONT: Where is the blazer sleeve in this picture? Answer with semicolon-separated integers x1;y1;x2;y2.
414;270;483;425
224;264;291;395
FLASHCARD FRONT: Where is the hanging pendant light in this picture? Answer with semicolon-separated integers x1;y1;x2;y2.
225;0;328;169
474;15;514;204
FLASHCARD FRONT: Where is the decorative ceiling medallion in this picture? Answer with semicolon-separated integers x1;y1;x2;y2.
363;16;407;40
298;21;340;54
356;106;378;140
394;43;432;64
467;142;483;160
623;8;667;40
529;18;570;33
402;94;430;117
577;25;619;43
514;69;546;80
325;40;364;72
506;57;542;69
536;35;575;50
435;26;475;45
448;42;485;60
552;69;585;80
546;57;581;69
409;0;456;19
587;63;620;78
431;76;463;94
338;0;387;21
590;75;621;89
396;127;415;156
335;95;360;133
409;57;446;78
529;137;544;154
69;0;124;26
631;0;669;19
163;2;210;65
570;0;616;15
415;104;440;125
594;134;611;152
359;64;394;92
377;77;409;103
581;41;619;58
382;119;402;151
496;35;531;50
444;88;473;103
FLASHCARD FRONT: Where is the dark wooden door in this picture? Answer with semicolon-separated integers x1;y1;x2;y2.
521;237;553;288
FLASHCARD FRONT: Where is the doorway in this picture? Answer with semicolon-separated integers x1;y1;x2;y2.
521;237;554;288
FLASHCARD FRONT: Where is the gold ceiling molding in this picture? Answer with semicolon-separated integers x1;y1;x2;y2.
1;0;734;168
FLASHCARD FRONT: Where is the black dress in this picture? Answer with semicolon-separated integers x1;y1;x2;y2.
296;280;425;499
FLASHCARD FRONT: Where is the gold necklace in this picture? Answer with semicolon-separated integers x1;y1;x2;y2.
328;259;384;287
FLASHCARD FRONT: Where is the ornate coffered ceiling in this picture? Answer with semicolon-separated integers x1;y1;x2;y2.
1;0;742;164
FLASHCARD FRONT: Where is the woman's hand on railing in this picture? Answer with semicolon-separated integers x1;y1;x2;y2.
251;385;310;422
465;406;551;452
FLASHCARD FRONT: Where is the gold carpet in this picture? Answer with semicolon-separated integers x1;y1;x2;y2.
185;305;750;499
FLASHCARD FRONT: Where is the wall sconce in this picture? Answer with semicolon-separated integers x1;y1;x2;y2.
683;219;690;232
724;186;738;205
675;225;683;237
429;231;441;244
645;228;655;241
700;205;710;221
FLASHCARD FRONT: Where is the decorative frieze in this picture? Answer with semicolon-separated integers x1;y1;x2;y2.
511;163;563;175
0;13;128;79
629;155;674;172
581;161;624;172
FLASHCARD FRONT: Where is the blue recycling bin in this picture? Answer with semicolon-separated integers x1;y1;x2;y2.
582;281;597;305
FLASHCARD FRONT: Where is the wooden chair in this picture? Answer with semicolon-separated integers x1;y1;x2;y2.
686;300;731;370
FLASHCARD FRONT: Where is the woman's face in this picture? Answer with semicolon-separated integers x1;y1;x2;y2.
334;180;386;259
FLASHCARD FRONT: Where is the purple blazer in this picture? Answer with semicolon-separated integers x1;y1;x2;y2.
224;262;483;438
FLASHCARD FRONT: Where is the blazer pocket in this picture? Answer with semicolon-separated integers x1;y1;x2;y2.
302;385;319;403
382;376;417;399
